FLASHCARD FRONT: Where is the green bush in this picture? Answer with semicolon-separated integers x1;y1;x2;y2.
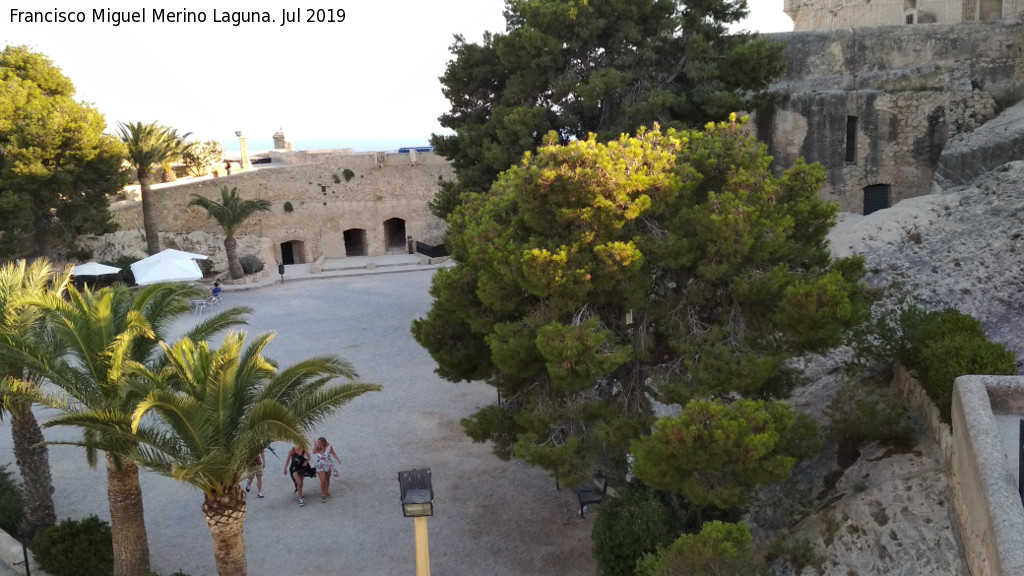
825;378;914;449
32;515;113;576
342;168;355;181
592;485;674;576
636;521;761;576
902;308;1016;421
283;201;294;212
239;254;265;275
0;465;25;535
198;258;215;278
849;303;1017;423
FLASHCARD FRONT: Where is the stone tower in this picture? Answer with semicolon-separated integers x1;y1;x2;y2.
273;128;293;151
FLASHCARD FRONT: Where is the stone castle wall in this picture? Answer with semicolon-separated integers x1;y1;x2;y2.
754;20;1023;212
110;150;452;267
785;0;1024;30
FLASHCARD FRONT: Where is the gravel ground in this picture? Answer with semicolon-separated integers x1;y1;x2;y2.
0;268;597;576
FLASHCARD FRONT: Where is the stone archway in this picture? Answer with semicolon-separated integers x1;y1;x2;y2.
344;228;367;256
383;218;407;253
280;240;306;265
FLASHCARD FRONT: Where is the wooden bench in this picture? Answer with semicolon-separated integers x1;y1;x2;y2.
557;476;609;519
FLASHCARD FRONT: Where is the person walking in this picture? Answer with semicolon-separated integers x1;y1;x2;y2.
312;436;340;503
245;450;265;498
284;444;314;506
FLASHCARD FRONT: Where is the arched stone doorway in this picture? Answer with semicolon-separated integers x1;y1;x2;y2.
344;228;367;256
383;218;407;253
280;240;306;265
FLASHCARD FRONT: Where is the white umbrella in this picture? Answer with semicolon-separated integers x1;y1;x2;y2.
131;253;204;286
72;262;122;276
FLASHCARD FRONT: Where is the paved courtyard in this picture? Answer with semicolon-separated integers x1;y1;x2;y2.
0;267;598;576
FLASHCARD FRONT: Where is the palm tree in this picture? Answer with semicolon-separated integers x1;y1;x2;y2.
118;121;192;255
0;259;68;541
189;186;272;280
125;332;381;576
0;282;250;576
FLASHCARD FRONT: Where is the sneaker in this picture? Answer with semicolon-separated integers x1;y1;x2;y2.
245;484;251;493
299;498;305;507
258;493;264;498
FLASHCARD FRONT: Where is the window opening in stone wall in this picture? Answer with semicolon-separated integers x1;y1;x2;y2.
846;116;858;163
384;218;407;253
905;12;915;23
980;0;1003;20
863;185;891;215
344;228;367;256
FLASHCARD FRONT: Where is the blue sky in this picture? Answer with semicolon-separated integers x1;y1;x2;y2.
1;1;792;150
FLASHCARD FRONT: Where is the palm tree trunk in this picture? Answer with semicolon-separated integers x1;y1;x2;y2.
105;454;151;576
203;486;248;576
225;235;244;280
10;406;56;541
139;169;161;255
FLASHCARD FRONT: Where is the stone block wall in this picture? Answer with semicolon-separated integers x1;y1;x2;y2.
951;375;1024;576
754;20;1021;213
111;151;452;267
785;0;1024;30
891;364;953;464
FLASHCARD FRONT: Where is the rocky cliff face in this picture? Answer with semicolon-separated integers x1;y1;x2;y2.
770;114;1024;575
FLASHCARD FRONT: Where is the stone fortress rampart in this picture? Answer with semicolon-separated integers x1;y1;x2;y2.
754;19;1024;213
786;0;1024;30
110;148;452;268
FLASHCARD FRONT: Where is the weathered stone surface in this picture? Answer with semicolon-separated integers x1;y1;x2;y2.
936;101;1024;187
755;21;1016;212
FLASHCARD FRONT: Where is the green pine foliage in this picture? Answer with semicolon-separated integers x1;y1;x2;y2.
0;46;125;258
31;516;114;576
412;120;866;486
430;0;787;208
636;521;761;576
631;399;821;509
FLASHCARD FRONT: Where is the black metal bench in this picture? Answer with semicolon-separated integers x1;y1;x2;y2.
557;476;609;519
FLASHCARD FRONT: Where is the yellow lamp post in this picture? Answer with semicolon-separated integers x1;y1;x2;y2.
398;468;433;576
235;130;251;171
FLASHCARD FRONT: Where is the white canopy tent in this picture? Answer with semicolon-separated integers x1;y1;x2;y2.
72;262;122;276
130;249;208;286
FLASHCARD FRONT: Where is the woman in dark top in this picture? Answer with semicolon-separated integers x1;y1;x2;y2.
284;444;315;506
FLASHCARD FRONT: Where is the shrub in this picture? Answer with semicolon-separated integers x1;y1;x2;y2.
283;201;294;212
102;255;138;285
239;254;265;275
636;521;761;576
332;173;342;183
198;258;215;278
342;168;355;181
903;308;1016;421
849;303;1017;422
0;465;25;535
766;536;823;575
592;485;674;576
32;515;113;576
825;377;914;449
